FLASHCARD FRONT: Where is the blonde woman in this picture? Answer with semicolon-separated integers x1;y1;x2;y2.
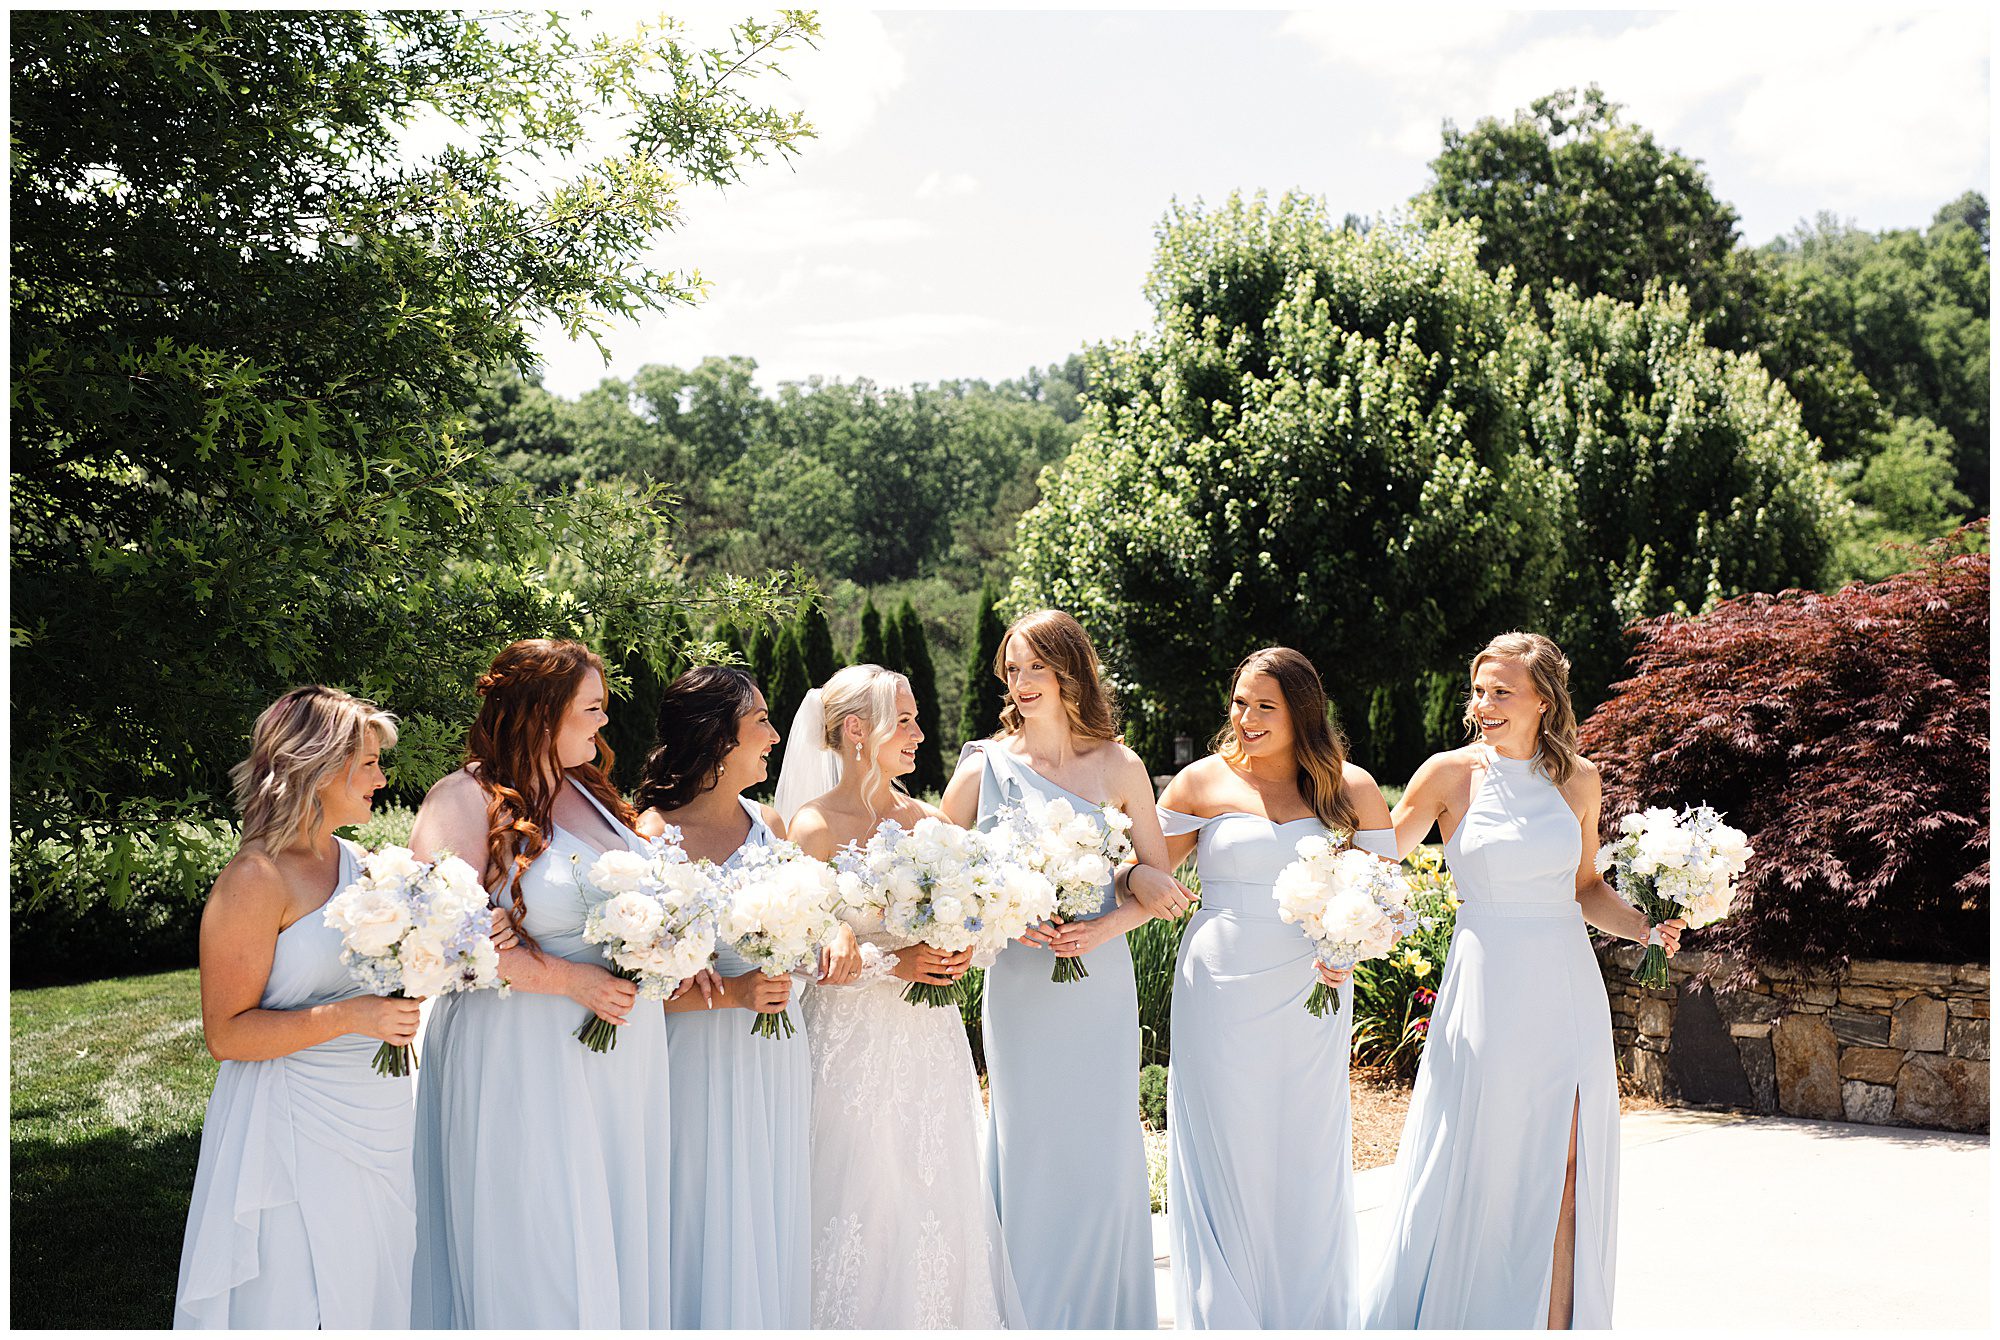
939;609;1182;1329
776;664;1024;1328
173;687;418;1329
1364;633;1684;1330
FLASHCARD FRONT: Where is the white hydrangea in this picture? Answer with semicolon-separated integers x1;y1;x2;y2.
575;839;719;1005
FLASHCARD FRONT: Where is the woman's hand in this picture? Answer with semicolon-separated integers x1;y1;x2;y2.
818;923;863;985
1649;917;1687;955
487;906;519;952
669;967;723;1008
724;971;793;1015
342;994;422;1046
1048;916;1123;959
1126;863;1195;920
1315;962;1352;989
1018;915;1063;949
565;962;637;1026
892;944;972;986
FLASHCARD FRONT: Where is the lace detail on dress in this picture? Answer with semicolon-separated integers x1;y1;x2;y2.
802;894;1019;1327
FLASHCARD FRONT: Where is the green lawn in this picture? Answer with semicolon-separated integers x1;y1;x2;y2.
11;968;215;1329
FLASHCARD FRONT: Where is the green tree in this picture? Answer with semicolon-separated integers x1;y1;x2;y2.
1835;415;1976;581
1415;86;1744;321
748;623;778;688
880;602;908;677
894;600;945;790
1521;286;1847;700
1012;194;1571;774
9;10;819;866
853;596;888;667
796;596;839;686
764;625;811;795
710;618;749;666
960;580;1009;743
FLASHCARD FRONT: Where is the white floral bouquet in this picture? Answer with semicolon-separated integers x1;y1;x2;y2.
839;816;1054;1007
714;840;844;1039
1272;834;1422;1018
323;845;508;1077
1596;804;1752;989
573;832;718;1052
997;795;1135;983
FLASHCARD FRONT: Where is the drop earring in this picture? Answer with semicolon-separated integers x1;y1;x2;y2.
854;742;862;762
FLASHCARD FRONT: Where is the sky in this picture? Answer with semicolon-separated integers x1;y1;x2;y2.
529;4;1993;399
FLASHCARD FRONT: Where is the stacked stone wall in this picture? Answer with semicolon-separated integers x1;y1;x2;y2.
1599;944;1988;1132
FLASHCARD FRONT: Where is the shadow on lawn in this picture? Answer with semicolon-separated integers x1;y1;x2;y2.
11;1126;201;1328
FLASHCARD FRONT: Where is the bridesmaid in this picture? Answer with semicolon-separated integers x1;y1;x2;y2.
174;686;419;1328
408;638;674;1328
940;609;1186;1330
1154;647;1395;1329
1364;632;1683;1329
635;664;859;1329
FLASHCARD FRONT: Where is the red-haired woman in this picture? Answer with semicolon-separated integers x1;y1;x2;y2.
407;639;672;1328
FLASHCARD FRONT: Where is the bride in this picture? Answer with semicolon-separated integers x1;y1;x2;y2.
776;663;1024;1329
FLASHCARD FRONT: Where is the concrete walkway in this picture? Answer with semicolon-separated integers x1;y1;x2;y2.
1150;1109;1990;1329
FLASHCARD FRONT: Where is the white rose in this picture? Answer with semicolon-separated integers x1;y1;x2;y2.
399;935;456;997
367;846;425;886
599;890;666;945
327;888;413;958
588;849;652;895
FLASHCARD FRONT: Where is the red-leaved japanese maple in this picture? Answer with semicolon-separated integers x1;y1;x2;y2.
1580;523;1988;983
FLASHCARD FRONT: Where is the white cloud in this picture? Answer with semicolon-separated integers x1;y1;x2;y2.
1286;6;1989;208
916;170;981;199
787;312;1008;362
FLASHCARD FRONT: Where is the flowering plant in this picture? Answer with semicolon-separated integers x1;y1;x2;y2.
573;831;718;1052
714;840;844;1039
1596;804;1752;989
838;816;1054;1007
1272;834;1422;1018
996;795;1134;982
323;845;508;1076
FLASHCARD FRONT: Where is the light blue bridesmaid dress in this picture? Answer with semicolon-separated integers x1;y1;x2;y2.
1156;808;1397;1329
963;740;1158;1330
662;796;810;1329
173;837;416;1329
410;779;672;1328
1365;745;1619;1328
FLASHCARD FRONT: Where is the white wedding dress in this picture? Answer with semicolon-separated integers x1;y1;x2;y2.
801;899;1025;1329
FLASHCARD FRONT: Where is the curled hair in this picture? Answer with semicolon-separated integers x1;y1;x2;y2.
231;686;397;852
1212;648;1360;834
466;639;636;944
633;666;761;815
992;609;1118;742
818;664;909;817
1465;631;1582;785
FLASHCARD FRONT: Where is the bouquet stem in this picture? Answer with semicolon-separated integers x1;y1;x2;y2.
1630;889;1677;990
372;990;416;1076
1050;954;1090;984
576;968;641;1053
750;1007;796;1040
902;980;963;1009
1304;981;1338;1018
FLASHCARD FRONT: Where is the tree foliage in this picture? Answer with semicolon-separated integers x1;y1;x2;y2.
9;10;819;867
960;580;1008;744
895;599;945;793
1521;286;1845;700
852;596;887;668
1012;193;1574;771
1579;526;1988;979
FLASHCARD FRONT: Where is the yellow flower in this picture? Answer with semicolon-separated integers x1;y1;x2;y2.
1410;957;1433;978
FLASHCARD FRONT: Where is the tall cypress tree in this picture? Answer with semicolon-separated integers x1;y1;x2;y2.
797;596;838;686
748;622;777;688
880;602;907;677
960;580;1009;742
765;625;811;798
852;595;887;668
895;599;945;792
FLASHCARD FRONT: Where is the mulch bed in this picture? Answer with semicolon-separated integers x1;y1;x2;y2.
1351;1066;1672;1171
